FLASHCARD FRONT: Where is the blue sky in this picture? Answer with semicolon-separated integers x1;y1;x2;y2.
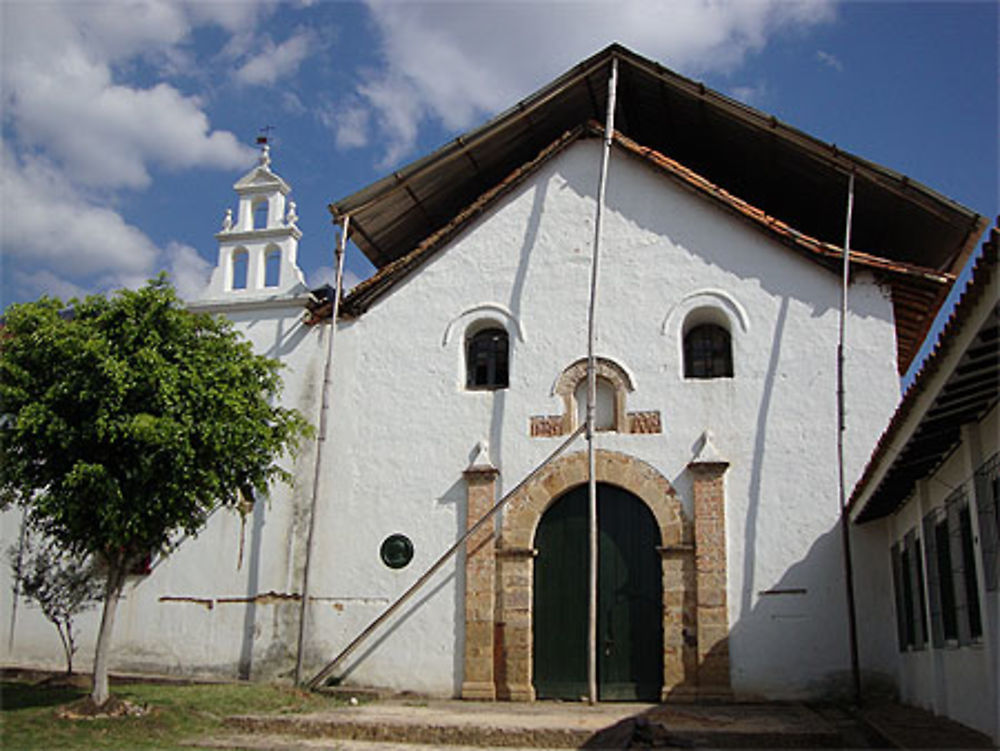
2;1;996;377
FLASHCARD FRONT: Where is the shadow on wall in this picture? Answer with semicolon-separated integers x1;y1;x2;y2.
728;521;895;703
571;519;891;706
238;492;267;679
741;295;789;618
333;571;457;686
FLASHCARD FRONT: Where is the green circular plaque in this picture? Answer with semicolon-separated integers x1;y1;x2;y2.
380;533;414;569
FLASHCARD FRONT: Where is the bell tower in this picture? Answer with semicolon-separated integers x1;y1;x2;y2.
203;142;307;299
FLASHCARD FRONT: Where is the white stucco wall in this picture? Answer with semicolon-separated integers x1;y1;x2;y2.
302;139;901;697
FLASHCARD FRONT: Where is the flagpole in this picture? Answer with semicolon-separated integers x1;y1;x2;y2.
586;56;618;705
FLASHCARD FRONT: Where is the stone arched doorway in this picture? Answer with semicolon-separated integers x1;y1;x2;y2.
494;450;696;701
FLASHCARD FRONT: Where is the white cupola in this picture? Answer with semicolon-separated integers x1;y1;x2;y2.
203;143;307;299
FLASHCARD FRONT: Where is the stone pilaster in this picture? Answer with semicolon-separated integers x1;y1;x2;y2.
659;544;697;700
688;431;731;699
495;547;536;701
462;444;498;700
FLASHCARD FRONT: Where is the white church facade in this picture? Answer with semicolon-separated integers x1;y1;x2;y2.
2;46;993;719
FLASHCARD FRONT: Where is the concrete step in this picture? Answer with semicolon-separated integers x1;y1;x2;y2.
217;699;846;749
192;735;562;750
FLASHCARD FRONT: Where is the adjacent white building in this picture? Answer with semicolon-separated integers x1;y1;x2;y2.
850;225;999;741
2;46;991;713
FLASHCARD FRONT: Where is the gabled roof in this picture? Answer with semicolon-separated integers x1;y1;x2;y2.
328;44;986;372
330;44;984;274
332;123;957;372
850;220;999;523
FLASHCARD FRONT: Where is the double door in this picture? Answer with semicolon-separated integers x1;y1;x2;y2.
533;483;662;701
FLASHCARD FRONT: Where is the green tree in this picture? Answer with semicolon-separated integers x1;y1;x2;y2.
8;531;103;675
0;277;311;706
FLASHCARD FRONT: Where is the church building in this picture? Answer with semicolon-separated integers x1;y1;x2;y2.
2;45;991;713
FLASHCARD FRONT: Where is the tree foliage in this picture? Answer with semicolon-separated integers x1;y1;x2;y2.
8;532;102;674
0;277;311;703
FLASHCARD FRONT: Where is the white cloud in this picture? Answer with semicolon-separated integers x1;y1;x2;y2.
163;242;213;301
9;270;92;304
234;30;314;86
0;1;273;303
2;149;159;278
328;104;372;150
817;49;844;72
729;82;770;107
283;91;308;115
4;24;253;190
345;0;836;166
3;148;221;302
184;0;279;34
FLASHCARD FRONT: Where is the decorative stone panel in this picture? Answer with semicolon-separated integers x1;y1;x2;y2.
627;410;662;434
530;410;663;436
529;415;566;438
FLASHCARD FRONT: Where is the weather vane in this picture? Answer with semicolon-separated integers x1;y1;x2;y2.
256;125;275;146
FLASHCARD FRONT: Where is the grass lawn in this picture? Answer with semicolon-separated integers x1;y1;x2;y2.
0;676;341;750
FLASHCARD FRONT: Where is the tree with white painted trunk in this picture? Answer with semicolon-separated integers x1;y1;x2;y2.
0;277;310;706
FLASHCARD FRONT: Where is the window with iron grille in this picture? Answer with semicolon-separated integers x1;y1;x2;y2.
684;323;733;379
974;452;999;591
891;529;927;651
466;326;509;390
923;489;983;647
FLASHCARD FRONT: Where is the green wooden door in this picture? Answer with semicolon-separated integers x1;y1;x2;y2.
533;483;662;701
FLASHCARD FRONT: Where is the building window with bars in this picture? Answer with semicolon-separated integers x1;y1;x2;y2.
891;529;928;651
923;489;983;647
974;453;999;592
683;323;733;379
466;325;509;390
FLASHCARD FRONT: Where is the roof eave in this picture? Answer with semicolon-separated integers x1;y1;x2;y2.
850;220;1000;522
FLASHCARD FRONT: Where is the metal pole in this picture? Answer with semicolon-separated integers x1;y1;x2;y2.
836;173;862;704
586;56;618;705
306;423;587;691
295;215;350;685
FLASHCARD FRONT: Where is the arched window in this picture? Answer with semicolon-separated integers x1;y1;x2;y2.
264;247;281;287
231;249;249;290
253;200;268;230
466;325;509;390
684;323;732;379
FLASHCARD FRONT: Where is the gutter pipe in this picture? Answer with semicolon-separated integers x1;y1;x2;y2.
585;56;618;705
295;215;350;685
